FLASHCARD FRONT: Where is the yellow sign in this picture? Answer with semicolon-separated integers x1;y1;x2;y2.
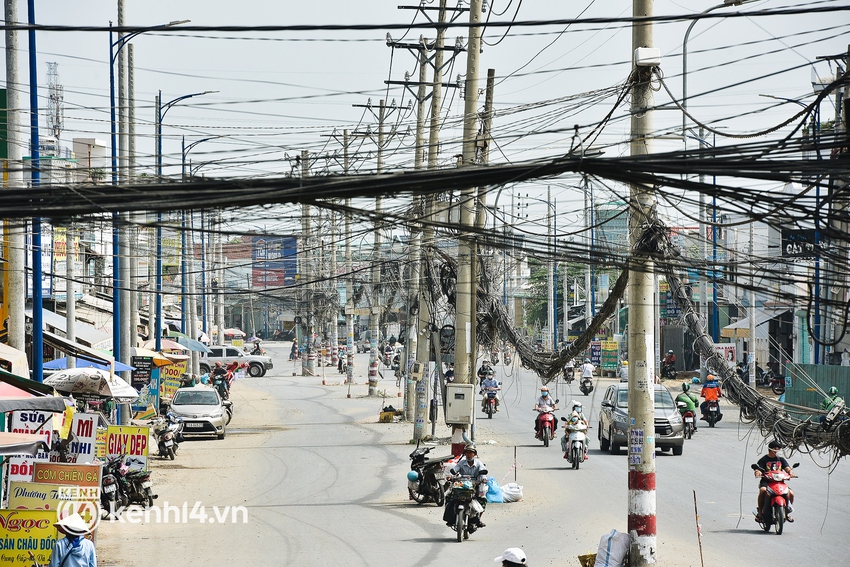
160;361;188;400
105;425;150;471
7;482;76;512
0;509;59;566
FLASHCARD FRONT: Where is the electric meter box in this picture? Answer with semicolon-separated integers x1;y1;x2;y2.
411;361;424;382
445;383;475;425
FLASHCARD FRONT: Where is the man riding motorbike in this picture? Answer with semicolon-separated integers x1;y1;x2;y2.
250;341;264;355
754;440;795;523
534;386;558;438
579;358;595;380
477;360;492;387
676;382;699;431
663;350;676;367
443;444;488;530
700;374;722;421
480;373;500;412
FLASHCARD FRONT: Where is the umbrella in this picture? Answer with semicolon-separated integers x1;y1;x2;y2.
44;368;140;401
224;328;245;338
246;336;260;343
174;336;212;353
131;347;176;367
141;339;189;353
43;357;135;372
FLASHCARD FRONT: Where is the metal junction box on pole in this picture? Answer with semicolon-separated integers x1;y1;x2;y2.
445;383;475;425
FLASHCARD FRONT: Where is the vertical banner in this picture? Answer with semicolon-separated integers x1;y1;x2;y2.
48;413;97;464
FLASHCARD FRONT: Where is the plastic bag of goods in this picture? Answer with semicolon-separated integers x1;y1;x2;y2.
500;482;523;503
593;529;629;567
485;476;503;503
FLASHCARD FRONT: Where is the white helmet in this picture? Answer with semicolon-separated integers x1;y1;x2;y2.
572;400;583;411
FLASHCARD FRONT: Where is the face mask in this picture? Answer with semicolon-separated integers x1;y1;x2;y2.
541;392;548;397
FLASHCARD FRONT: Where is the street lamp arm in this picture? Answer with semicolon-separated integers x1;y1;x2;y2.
758;93;809;109
183;135;225;162
110;19;190;63
161;90;219;121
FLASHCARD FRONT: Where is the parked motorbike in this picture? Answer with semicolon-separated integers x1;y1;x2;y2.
677;402;697;439
535;400;559;447
560;416;588;469
117;461;156;508
407;441;453;506
446;476;485;542
704;399;722;427
481;386;500;419
661;362;677;379
579;377;593;396
752;462;799;535
101;455;126;517
764;368;786;395
152;413;184;460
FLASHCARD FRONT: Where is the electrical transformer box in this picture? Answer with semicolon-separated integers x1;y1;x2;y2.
445;383;475;425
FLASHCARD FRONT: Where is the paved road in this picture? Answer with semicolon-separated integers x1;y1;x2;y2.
98;344;849;566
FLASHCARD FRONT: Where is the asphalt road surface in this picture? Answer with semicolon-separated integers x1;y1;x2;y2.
98;344;850;566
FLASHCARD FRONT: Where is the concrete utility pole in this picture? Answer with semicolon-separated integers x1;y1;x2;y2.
452;0;483;456
65;223;76;368
128;43;140;360
627;0;658;564
748;221;756;384
216;210;225;347
117;0;132;395
5;0;26;352
367;100;387;396
301;150;314;376
547;186;554;350
344;130;355;384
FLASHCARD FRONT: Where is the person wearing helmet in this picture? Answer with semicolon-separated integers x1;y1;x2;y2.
618;360;629;382
563;358;576;382
580;358;595;380
533;386;558;437
754;440;796;522
480;371;501;412
699;374;722;421
477;359;492;386
565;400;589;459
444;444;489;530
676;382;699;430
821;386;842;412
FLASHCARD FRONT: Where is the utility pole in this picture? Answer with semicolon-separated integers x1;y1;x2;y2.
216;210;225;347
65;222;76;368
5;0;26;353
301;150;314;376
128;44;140;362
343;130;355;385
117;0;132;403
547;186;554;350
453;0;483;456
748;221;756;385
628;0;658;564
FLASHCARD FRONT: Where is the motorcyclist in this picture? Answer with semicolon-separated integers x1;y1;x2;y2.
663;350;676;366
579;358;595;381
477;360;492;386
676;382;699;431
383;342;394;365
821;386;842;412
480;373;500;412
250;341;263;355
618;360;629;382
754;440;795;523
564;358;575;381
533;386;557;438
699;374;722;421
565;400;589;459
443;444;488;530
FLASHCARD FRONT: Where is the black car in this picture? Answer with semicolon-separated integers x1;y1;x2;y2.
598;382;685;456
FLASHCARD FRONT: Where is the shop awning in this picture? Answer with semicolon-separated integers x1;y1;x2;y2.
27;308;112;350
721;308;790;339
0;431;51;457
42;330;116;370
0;395;68;413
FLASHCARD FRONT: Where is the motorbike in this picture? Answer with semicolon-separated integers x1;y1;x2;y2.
152;413;184;460
212;374;230;401
535;400;559;447
490;351;500;365
223;399;233;425
703;399;722;427
117;461;156;508
503;352;512;366
481;386;500;418
446;476;485;542
407;441;453;506
560;417;588;469
751;462;799;535
677;402;696;439
579;376;593;396
661;361;677;379
563;364;575;384
763;368;786;395
101;455;127;517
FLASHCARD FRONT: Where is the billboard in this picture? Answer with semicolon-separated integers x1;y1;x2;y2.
252;236;297;288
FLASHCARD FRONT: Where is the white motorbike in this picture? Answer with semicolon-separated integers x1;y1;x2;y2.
560;417;588;469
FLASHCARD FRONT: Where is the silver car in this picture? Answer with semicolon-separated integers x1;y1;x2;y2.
598;382;685;455
169;386;227;440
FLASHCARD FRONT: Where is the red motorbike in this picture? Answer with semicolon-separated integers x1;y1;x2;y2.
535;402;559;447
751;462;799;535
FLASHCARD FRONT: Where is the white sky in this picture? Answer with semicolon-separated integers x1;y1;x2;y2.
4;0;847;236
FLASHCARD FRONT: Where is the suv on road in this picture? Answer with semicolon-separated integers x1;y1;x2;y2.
598;382;685;456
199;346;273;377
